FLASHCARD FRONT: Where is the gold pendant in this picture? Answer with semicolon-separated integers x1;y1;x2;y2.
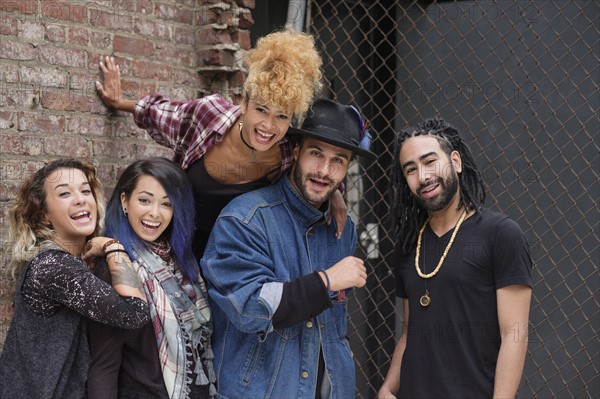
419;291;431;307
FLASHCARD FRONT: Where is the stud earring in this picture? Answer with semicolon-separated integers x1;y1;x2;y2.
123;208;128;216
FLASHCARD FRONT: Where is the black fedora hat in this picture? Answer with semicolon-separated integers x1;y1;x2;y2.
288;99;376;160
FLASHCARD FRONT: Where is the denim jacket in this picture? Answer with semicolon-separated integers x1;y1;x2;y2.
201;175;357;399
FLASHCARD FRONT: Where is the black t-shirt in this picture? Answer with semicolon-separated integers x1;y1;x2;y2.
186;157;271;258
395;208;533;398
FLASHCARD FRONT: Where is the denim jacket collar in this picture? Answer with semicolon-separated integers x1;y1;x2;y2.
279;175;331;227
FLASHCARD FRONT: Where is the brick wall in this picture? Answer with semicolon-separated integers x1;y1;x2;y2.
0;0;256;349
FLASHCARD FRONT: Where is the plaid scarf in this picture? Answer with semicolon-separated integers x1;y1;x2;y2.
132;241;216;398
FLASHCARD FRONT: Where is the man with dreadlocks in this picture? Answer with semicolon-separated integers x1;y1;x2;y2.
378;118;532;399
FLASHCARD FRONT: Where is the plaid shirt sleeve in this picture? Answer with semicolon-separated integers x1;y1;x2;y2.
276;139;294;179
134;94;241;169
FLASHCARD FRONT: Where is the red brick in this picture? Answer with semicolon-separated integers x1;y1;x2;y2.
0;84;39;108
197;49;235;67
68;26;89;46
224;10;237;26
0;41;37;61
87;52;105;71
92;139;137;159
111;0;137;13
228;70;246;89
0;63;19;83
234;30;251;50
40;91;71;111
118;79;145;100
66;116;111;137
87;0;111;6
196;8;218;25
19;20;44;40
0;134;43;156
89;9;133;31
0;179;20;202
156;86;195;103
155;45;191;68
114;119;146;139
172;0;195;7
139;0;154;15
138;82;157;97
133;19;173;42
238;11;253;29
171;68;199;87
45;136;91;158
89;31;112;50
67;71;95;91
197;28;232;46
132;60;172;81
136;143;173;159
0;16;18;36
235;0;255;9
41;90;92;112
155;2;194;25
44;23;67;42
0;160;43;181
0;112;16;130
173;26;195;46
42;1;88;23
133;18;157;36
20;65;69;87
114;35;154;57
0;0;36;14
17;112;65;133
94;162;116;184
39;46;87;68
90;98;111;115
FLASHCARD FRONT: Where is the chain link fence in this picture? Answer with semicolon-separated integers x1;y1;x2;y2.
308;1;599;397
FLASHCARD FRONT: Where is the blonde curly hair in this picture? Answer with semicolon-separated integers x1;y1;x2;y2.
243;29;323;117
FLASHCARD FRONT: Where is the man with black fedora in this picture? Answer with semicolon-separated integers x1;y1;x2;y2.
201;98;375;398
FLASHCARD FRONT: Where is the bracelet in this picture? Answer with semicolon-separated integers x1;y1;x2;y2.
105;248;129;258
321;270;331;291
102;239;121;252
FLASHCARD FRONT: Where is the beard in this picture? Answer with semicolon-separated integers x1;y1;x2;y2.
414;168;460;212
292;163;341;209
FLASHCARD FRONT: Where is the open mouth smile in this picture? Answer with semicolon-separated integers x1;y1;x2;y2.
141;220;161;230
71;211;92;221
254;128;276;145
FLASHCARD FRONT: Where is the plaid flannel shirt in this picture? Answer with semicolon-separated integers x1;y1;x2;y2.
134;94;294;178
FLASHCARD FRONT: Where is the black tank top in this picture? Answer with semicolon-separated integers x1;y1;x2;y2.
186;157;272;259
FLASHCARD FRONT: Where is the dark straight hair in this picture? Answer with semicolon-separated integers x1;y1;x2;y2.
104;158;198;280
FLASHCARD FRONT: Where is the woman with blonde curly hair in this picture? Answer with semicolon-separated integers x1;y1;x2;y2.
0;158;149;399
95;29;347;260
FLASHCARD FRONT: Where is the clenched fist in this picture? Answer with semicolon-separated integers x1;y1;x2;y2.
322;256;367;291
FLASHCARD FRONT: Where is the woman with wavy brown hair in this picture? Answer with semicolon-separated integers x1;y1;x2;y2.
0;158;149;399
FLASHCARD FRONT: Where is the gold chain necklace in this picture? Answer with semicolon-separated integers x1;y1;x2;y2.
415;209;467;307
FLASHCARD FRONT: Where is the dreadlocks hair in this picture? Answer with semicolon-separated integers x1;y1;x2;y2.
390;118;486;255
